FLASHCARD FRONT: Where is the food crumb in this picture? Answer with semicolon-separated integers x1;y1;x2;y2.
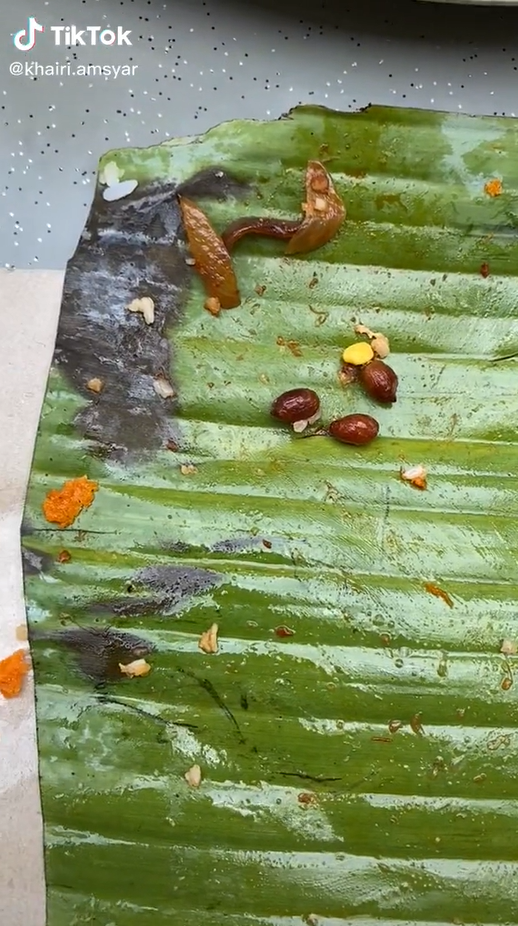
388;720;403;733
166;439;179;452
204;296;221;316
254;284;266;296
127;296;155;325
153;376;175;399
410;712;424;736
42;475;99;529
501;676;513;691
86;377;104;394
198;622;219;654
102;179;138;202
480;262;490;278
354;324;390;359
119;659;151;678
100;160;123;186
400;464;427;490
484;178;502;197
338;363;358;387
274;625;295;638
342;341;374;366
287;340;302;357
180;463;197;476
276;336;302;357
437;654;448;677
184;764;202;788
298;792;317;805
308;273;319;289
500;639;517;656
370;333;390;359
0;649;30;699
355;323;375;339
424;582;453;608
487;733;511;751
57;549;72;564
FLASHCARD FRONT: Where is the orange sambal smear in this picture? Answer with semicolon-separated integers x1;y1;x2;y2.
484;178;502;197
42;475;99;529
0;649;30;699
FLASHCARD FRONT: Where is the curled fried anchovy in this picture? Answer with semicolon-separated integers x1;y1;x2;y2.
285;159;346;255
180;160;346;310
178;195;240;309
221;161;346;256
222;216;301;251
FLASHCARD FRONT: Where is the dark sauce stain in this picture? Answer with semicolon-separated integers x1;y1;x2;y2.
30;626;155;684
91;564;223;617
54;168;249;461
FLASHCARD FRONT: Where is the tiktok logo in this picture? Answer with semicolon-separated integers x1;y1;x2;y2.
13;16;44;51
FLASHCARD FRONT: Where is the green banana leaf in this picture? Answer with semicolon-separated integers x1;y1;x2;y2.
22;104;518;926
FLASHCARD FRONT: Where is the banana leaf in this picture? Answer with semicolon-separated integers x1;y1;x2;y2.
22;104;518;926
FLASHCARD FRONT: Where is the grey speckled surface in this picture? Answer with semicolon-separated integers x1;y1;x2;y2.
2;0;518;268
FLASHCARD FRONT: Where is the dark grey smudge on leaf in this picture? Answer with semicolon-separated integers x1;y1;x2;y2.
176;168;249;201
162;540;193;553
158;537;267;556
21;546;54;576
30;626;155;684
93;564;223;617
137;564;223;597
53;167;249;461
211;536;269;553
